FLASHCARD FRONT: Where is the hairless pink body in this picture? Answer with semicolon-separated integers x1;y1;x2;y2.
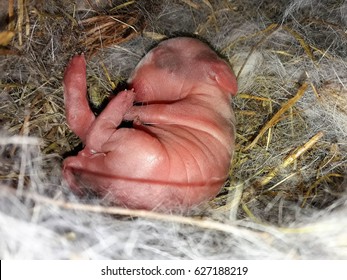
63;37;238;211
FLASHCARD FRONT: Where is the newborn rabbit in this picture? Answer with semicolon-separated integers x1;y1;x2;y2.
63;37;237;211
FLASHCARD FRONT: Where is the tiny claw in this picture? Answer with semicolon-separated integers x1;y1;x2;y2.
133;116;142;126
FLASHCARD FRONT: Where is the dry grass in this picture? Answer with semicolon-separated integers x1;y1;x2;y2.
0;0;346;259
1;0;346;219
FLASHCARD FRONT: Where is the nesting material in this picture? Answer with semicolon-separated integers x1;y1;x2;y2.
0;0;347;259
80;11;144;57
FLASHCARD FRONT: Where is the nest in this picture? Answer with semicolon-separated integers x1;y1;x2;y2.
0;0;347;259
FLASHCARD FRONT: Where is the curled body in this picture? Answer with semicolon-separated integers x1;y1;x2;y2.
63;37;238;211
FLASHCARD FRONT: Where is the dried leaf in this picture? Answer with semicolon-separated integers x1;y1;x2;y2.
0;31;15;46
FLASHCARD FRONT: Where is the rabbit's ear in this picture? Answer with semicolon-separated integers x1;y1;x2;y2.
210;61;238;96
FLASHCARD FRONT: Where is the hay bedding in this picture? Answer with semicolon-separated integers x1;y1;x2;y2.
0;0;347;259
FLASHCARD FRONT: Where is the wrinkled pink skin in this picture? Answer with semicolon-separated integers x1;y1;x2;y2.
63;37;238;211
